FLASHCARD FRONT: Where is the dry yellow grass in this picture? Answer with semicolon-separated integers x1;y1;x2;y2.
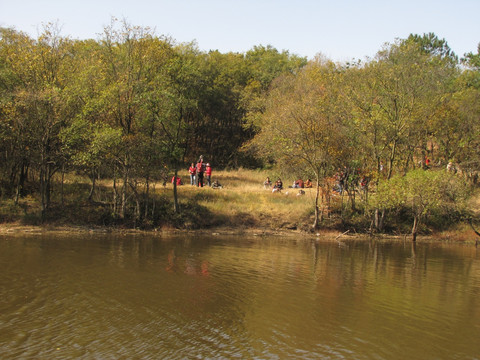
167;168;319;230
5;169;480;240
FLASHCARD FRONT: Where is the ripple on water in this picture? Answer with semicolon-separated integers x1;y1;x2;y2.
1;236;480;359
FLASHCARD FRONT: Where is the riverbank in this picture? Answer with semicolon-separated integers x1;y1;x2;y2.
1;168;479;244
1;221;477;246
0;222;338;239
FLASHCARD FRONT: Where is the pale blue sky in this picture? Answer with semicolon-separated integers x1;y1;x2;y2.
1;0;479;61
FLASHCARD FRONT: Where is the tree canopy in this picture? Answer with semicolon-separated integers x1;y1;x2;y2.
0;24;478;232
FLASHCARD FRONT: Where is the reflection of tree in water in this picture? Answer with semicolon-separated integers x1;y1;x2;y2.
100;235;480;358
108;238;125;268
165;248;176;272
312;239;480;309
107;237;152;268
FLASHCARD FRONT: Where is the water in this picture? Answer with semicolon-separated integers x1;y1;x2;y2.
0;233;479;359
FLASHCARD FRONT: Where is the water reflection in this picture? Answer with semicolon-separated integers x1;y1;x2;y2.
0;233;479;359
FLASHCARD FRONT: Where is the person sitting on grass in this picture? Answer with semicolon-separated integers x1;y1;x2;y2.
264;177;272;188
297;189;305;196
212;180;223;189
305;179;312;188
291;178;304;188
272;178;283;193
171;176;183;186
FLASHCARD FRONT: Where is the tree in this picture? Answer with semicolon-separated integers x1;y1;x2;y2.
98;19;161;219
0;28;29;199
344;35;460;230
407;32;458;64
374;169;468;241
141;42;201;213
250;57;351;229
448;43;480;178
189;50;250;167
462;43;480;89
0;24;78;219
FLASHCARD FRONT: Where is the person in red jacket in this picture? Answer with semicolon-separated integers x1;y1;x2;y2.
205;163;212;186
297;178;304;188
188;163;196;186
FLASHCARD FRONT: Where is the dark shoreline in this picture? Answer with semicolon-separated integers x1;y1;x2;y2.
0;223;477;245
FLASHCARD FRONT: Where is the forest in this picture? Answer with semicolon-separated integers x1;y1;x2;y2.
1;20;479;238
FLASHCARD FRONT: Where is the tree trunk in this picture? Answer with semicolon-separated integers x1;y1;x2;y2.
40;165;46;222
88;168;96;201
113;166;118;217
129;181;141;224
45;163;53;210
387;139;397;180
121;157;128;219
61;164;65;207
312;173;320;230
411;215;418;242
374;208;385;232
144;175;150;219
348;188;356;211
173;167;179;213
15;161;27;205
151;183;156;219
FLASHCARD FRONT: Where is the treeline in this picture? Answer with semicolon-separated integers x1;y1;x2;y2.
1;20;479;231
250;33;480;235
0;20;306;220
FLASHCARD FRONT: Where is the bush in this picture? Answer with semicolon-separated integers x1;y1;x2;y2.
372;169;471;236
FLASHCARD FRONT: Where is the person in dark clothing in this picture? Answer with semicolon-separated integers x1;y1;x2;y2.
196;156;204;187
272;178;283;193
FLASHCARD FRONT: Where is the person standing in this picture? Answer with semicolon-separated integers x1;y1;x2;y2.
205;163;212;186
196;156;204;187
189;163;196;186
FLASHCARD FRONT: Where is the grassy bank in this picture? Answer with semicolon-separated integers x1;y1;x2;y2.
0;168;479;242
0;169;329;233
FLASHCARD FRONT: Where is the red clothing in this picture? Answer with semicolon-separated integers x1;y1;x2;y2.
189;166;196;175
196;161;204;173
205;166;212;176
171;176;182;185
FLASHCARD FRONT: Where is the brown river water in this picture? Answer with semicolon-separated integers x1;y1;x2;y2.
0;233;479;359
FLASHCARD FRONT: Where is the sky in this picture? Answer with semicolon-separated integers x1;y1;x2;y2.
1;0;479;61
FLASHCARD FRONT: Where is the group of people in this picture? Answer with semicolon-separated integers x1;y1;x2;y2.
188;156;221;188
171;156;224;189
264;177;312;194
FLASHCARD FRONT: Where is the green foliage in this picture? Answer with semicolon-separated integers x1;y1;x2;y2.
406;32;458;64
373;170;470;232
0;24;478;232
461;44;480;90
